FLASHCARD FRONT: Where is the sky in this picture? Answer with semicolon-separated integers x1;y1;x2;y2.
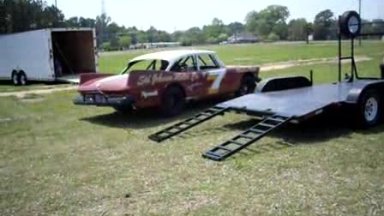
46;0;384;32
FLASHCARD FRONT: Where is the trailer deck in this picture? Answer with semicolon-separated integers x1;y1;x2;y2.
217;80;376;119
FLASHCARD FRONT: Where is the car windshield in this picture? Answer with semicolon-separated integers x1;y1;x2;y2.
121;59;169;74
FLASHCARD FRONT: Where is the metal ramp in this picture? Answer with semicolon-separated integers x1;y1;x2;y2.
148;106;228;142
202;115;291;161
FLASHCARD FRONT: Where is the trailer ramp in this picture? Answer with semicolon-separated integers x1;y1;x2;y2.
149;106;228;142
203;115;291;161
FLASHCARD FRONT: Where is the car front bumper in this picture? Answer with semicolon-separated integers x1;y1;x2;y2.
73;93;134;107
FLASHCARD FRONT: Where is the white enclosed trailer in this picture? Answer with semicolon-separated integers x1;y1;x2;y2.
0;28;98;85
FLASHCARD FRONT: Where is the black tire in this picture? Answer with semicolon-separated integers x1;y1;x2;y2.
235;75;256;97
356;90;382;128
11;71;19;86
18;71;28;86
161;86;185;117
113;104;133;114
339;11;361;38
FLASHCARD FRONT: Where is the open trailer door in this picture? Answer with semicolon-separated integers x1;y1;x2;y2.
51;28;98;83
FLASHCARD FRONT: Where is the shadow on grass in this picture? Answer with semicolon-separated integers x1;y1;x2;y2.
212;111;384;159
79;98;226;129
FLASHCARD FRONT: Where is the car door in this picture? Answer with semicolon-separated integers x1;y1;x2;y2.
196;53;226;95
169;55;205;98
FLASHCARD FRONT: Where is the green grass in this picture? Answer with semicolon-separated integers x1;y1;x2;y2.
261;51;384;84
99;41;384;73
1;41;384;215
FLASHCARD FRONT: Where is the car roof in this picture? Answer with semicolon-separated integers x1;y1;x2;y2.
130;49;216;63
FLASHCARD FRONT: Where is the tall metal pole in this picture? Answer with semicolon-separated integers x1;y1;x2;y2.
55;0;57;7
358;0;362;46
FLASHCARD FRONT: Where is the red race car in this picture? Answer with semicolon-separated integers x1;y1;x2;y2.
74;50;260;116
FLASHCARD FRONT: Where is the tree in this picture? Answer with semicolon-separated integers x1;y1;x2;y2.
137;31;148;43
245;5;289;40
147;26;158;43
66;17;80;27
0;0;64;33
313;9;335;40
42;5;64;27
288;18;308;41
371;19;384;36
79;17;95;28
273;22;288;40
96;13;111;45
202;18;225;44
227;22;245;36
245;11;259;34
118;35;131;49
179;27;204;45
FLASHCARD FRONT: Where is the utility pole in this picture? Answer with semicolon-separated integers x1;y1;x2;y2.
100;0;106;44
55;0;57;7
359;0;362;46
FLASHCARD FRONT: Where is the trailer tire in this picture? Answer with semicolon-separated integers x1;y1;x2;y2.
161;86;185;117
339;11;361;38
11;71;19;86
356;89;382;128
18;71;28;86
236;75;256;97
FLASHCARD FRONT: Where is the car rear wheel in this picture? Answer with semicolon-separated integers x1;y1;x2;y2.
161;86;185;117
236;75;256;97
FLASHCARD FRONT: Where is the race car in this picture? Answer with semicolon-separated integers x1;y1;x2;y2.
73;49;260;116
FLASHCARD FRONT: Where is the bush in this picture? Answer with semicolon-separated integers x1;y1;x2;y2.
267;32;280;42
101;42;111;51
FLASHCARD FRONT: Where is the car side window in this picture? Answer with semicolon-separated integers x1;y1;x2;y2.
170;55;197;72
197;54;220;71
123;59;169;73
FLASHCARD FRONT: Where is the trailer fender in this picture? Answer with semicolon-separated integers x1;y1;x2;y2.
346;83;384;104
256;76;312;93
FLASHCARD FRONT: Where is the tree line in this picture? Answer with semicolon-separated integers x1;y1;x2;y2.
1;0;383;51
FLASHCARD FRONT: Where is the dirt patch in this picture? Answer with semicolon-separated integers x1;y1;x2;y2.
0;86;77;98
228;55;371;72
19;93;46;103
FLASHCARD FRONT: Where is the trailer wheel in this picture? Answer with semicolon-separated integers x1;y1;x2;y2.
236;75;256;97
18;71;28;86
11;71;19;86
161;86;185;117
357;90;382;128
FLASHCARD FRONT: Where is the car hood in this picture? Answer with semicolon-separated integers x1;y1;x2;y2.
79;74;130;93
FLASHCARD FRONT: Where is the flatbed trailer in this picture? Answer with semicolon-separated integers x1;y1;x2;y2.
149;11;384;161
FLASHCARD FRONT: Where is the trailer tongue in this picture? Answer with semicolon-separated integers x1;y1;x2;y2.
149;11;384;161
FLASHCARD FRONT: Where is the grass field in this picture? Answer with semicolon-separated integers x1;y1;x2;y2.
1;41;384;215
